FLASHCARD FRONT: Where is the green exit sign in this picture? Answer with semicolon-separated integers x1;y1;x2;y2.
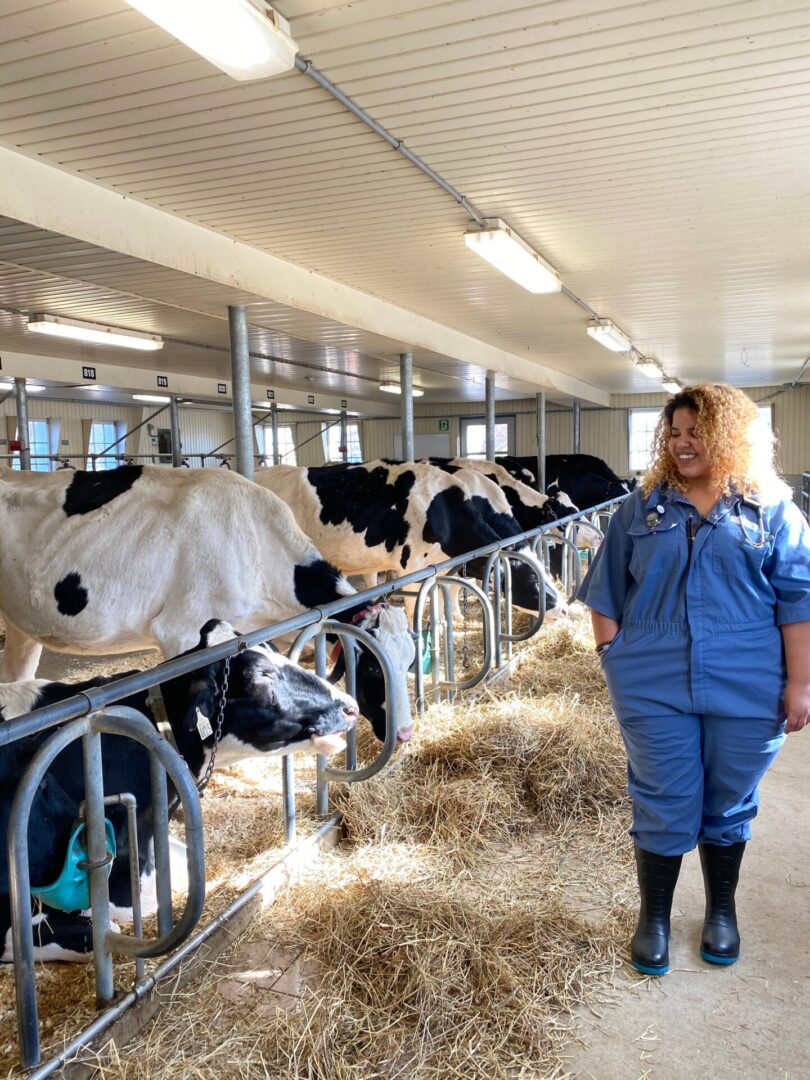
438;418;449;432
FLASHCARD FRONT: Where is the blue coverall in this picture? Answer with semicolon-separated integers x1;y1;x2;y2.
578;485;810;856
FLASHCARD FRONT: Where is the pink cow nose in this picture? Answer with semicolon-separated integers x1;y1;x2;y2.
343;704;359;719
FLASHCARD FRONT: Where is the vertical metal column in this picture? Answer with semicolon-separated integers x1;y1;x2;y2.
168;395;182;467
485;371;496;461
536;391;546;492
400;352;414;461
340;407;348;463
82;729;115;1006
270;401;280;464
228;305;254;480
14;378;31;470
572;401;581;454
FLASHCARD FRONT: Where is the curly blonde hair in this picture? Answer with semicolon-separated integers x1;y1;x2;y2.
642;383;789;502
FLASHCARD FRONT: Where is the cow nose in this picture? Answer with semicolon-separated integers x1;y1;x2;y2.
342;704;359;719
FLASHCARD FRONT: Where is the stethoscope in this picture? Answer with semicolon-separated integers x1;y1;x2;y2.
645;498;768;548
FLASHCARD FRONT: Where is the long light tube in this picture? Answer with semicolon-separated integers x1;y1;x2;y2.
464;219;561;294
27;314;163;351
661;378;682;395
133;394;172;403
634;357;663;378
586;319;633;353
380;381;424;397
124;0;298;81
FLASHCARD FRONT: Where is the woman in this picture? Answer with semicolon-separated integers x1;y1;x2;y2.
578;384;810;976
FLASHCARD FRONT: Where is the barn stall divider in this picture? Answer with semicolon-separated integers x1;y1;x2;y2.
3;496;625;1073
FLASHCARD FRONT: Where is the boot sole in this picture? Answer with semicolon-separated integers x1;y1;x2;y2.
631;959;669;976
700;949;738;966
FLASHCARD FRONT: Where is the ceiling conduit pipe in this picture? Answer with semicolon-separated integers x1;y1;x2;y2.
228;305;254;481
400;352;414;461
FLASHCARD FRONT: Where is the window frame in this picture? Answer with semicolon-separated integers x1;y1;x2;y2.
459;414;516;459
627;407;661;474
322;420;362;463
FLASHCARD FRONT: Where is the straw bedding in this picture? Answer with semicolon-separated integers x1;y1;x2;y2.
1;605;636;1078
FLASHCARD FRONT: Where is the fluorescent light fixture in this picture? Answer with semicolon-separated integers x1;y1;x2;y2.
133;394;171;403
28;314;163;351
464;219;561;294
24;384;46;392
661;378;682;395
633;356;663;378
587;319;633;353
380;381;425;397
124;0;298;81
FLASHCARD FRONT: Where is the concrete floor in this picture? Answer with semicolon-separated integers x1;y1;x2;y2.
564;729;810;1080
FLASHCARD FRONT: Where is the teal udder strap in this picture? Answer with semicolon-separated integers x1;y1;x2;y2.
30;819;117;913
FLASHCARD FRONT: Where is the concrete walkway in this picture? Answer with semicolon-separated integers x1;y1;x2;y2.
564;730;810;1080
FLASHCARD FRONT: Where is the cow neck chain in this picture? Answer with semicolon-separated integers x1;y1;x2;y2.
196;656;231;796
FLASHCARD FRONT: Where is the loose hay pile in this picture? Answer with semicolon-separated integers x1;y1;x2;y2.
72;605;636;1079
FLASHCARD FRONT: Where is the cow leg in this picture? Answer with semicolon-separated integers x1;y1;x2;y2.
0;617;43;681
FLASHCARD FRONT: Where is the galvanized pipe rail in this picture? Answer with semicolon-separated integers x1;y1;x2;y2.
3;494;626;1071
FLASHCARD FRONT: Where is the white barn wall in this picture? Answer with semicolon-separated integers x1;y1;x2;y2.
3;387;807;493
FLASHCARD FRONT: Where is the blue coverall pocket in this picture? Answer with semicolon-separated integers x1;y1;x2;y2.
628;523;680;581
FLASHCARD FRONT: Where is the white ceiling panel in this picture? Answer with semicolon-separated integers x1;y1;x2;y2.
0;0;807;404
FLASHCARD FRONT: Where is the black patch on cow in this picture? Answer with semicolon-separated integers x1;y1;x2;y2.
400;544;411;568
294;558;346;608
54;572;88;616
63;466;144;517
422;488;520;557
428;458;460;474
306;465;415;552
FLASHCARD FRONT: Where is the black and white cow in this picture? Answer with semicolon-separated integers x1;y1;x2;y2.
496;454;635;508
254;462;565;617
428;458;601;548
0;466;415;743
0;620;358;962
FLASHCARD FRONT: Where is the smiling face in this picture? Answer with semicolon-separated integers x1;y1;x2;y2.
667;407;713;485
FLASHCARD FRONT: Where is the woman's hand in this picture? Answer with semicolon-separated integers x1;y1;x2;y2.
783;680;810;733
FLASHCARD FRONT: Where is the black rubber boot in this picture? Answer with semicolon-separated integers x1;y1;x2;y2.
630;846;683;976
699;841;746;965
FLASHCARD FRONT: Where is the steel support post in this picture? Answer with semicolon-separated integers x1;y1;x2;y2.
14;378;31;470
270;402;280;465
340;408;348;463
168;395;182;467
485;371;496;461
228;305;254;480
400;352;414;461
536;392;546;492
572;401;581;454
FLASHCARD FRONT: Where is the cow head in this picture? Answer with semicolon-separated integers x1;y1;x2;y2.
332;604;416;745
506;548;567;620
164;621;359;763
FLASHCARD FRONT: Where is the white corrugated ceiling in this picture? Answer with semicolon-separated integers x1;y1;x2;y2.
0;0;808;404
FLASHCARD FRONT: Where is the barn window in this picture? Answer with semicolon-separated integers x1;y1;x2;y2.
88;421;119;470
11;419;52;471
322;421;362;463
459;415;515;458
259;423;297;464
628;408;660;473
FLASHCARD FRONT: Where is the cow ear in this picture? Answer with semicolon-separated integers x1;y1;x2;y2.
197;620;240;649
180;666;219;733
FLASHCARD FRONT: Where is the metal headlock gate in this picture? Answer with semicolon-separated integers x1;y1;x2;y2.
3;496;626;1073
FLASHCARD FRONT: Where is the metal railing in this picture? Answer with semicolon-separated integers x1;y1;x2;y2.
2;493;627;1071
